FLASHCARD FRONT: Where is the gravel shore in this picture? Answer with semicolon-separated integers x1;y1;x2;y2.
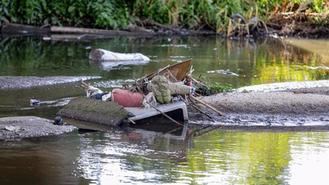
0;116;77;141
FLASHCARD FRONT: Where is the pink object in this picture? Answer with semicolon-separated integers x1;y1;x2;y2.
112;89;144;107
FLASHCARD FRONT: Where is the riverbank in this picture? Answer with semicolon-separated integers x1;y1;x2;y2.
0;23;215;38
1;16;329;39
1;1;328;39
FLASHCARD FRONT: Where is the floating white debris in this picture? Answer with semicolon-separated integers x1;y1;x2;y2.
89;48;150;62
42;37;51;41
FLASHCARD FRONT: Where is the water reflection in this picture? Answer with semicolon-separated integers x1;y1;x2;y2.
0;123;329;184
73;131;329;185
1;36;328;88
1;36;329;185
76;130;189;185
173;131;329;185
0;83;83;118
0;134;90;185
288;133;329;185
285;39;329;64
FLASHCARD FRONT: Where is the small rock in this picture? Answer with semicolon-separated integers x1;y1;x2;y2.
4;126;21;132
30;99;41;106
54;116;64;125
42;37;51;41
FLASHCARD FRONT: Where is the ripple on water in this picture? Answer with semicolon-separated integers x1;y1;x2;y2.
75;132;187;184
287;132;329;185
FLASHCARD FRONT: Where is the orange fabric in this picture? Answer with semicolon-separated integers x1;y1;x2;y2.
112;89;144;107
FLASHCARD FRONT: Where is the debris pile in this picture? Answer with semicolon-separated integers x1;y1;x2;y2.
58;60;224;131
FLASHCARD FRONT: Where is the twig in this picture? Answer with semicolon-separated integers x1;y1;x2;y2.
145;101;184;127
189;96;224;116
189;101;215;120
165;127;183;135
127;118;136;124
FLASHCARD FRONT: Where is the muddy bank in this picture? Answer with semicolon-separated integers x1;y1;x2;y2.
268;12;329;38
2;23;329;41
2;15;329;39
0;116;77;141
202;91;329;115
0;76;101;89
1;23;215;39
195;84;329;129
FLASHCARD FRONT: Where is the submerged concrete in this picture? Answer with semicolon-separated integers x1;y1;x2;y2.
0;116;77;141
0;76;101;89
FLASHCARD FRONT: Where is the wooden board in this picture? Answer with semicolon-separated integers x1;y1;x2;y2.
141;59;192;82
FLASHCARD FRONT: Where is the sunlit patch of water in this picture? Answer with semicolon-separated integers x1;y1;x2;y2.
75;132;187;184
236;80;329;92
287;133;329;185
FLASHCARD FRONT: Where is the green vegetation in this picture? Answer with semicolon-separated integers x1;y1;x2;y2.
208;82;233;93
194;79;233;95
0;0;130;29
0;0;328;32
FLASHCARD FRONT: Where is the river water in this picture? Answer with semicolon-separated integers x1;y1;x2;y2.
0;36;329;185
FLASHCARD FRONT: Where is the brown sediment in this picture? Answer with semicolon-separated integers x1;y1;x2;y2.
202;91;329;115
188;87;329;130
268;12;329;38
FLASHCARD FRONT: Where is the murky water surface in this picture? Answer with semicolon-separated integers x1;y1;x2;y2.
0;36;329;185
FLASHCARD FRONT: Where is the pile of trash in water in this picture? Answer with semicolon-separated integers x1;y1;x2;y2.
56;58;223;135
